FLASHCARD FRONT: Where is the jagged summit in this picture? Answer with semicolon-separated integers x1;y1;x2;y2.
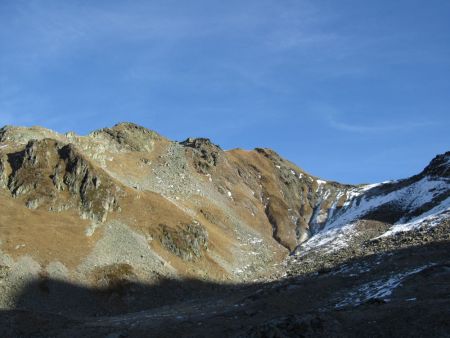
0;125;63;144
1;122;164;146
89;122;164;153
422;151;450;177
113;121;153;130
90;121;163;139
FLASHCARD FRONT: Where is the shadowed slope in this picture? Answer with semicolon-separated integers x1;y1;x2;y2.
1;239;448;337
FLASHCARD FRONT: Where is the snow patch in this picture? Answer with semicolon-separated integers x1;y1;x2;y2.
315;179;327;192
335;265;432;308
326;176;450;230
360;182;382;191
377;196;450;238
295;222;358;255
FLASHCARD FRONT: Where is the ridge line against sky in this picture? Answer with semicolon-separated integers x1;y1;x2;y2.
0;0;449;183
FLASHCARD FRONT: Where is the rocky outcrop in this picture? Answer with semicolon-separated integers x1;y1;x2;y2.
89;122;162;153
53;143;122;221
0;125;62;144
2;138;122;222
0;153;9;189
180;137;222;174
160;221;208;261
422;151;450;178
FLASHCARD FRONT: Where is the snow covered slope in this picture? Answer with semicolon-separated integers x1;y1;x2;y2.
295;152;450;254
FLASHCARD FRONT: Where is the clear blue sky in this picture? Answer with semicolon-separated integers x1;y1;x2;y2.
1;0;449;184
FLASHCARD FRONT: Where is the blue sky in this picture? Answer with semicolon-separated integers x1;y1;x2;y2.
0;0;449;184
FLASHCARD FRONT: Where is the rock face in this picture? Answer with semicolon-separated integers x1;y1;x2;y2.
1;138;121;222
160;221;208;261
180;137;222;174
89;122;163;153
422;151;450;177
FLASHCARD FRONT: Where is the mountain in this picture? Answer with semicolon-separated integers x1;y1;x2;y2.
0;123;448;337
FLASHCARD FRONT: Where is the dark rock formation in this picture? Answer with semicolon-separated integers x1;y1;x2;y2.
180;137;222;174
2;138;121;222
160;222;208;261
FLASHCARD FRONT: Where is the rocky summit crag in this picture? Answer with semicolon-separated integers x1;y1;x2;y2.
0;123;449;337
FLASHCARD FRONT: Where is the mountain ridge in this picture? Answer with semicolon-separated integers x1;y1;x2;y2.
1;123;448;254
0;122;449;336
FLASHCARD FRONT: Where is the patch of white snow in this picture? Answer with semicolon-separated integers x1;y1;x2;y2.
376;196;450;238
335;265;432;308
295;222;358;256
326;176;450;230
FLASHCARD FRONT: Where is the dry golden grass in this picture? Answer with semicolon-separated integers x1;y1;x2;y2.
0;191;97;269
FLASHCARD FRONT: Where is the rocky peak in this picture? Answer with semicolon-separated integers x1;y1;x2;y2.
422;151;450;178
180;137;223;174
254;147;280;160
89;122;163;153
0;125;63;144
180;137;221;150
